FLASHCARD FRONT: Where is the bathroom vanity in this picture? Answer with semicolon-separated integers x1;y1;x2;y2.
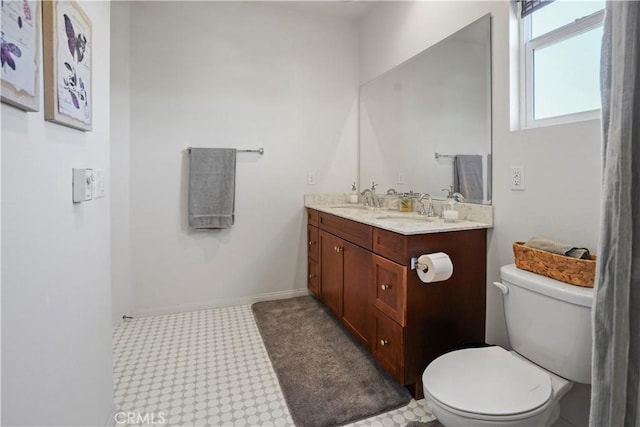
306;202;491;398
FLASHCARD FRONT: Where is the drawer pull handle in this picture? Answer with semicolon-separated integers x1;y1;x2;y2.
334;246;343;253
308;274;316;279
381;284;391;291
308;241;316;246
380;339;388;346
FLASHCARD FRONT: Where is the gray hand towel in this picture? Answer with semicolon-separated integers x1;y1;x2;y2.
188;148;237;229
525;237;591;259
454;154;483;203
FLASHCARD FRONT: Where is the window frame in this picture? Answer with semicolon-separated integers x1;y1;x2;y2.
519;6;605;129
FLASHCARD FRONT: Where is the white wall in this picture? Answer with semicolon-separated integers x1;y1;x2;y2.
124;2;359;316
359;3;600;426
110;1;132;326
1;1;113;425
0;59;3;425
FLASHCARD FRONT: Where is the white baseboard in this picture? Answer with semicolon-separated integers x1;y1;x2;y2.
130;288;310;318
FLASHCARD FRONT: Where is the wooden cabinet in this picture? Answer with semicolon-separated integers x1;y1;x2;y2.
319;229;373;349
307;210;321;296
341;239;372;349
306;208;487;398
373;255;407;326
373;309;405;383
320;230;344;317
307;225;320;297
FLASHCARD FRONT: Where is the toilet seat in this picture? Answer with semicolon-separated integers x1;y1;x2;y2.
423;347;553;420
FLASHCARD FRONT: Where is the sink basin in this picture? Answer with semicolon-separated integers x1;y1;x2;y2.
329;204;370;210
375;215;437;223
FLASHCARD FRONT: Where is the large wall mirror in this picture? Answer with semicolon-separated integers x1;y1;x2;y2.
359;14;492;204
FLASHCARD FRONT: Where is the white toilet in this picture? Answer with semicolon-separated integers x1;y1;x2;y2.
422;264;593;427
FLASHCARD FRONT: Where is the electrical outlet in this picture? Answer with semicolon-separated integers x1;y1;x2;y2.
510;166;525;191
397;172;406;184
307;171;316;185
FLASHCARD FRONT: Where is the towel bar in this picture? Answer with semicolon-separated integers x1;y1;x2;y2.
434;152;456;159
188;147;264;155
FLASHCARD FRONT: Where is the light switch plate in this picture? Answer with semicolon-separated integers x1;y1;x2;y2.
307;171;316;185
73;168;94;202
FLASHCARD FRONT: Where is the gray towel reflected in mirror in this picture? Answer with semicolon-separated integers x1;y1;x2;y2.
454;154;483;203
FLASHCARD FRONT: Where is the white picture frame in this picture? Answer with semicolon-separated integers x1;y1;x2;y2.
43;0;92;131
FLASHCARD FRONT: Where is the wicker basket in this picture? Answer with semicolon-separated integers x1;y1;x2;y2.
513;242;596;288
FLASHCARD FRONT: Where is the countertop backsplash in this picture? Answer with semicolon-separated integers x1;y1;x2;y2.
304;193;493;226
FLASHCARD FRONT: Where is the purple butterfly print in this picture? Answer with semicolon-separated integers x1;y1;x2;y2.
69;91;79;108
75;34;86;62
64;14;75;58
62;61;87;110
64;14;87;63
1;33;22;71
23;0;32;21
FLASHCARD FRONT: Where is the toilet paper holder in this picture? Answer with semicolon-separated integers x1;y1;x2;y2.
411;253;454;283
410;257;427;271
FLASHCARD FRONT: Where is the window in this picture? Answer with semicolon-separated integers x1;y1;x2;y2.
520;0;605;128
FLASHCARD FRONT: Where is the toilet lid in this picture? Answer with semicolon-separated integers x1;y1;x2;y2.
423;347;552;416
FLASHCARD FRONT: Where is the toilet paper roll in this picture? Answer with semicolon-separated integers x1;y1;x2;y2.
417;252;453;283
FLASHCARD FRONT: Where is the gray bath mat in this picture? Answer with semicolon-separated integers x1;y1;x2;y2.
406;420;444;427
252;296;411;427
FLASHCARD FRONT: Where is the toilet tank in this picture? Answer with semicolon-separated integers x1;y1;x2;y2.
499;264;593;384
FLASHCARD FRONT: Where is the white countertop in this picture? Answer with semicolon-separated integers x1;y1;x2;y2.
306;203;493;236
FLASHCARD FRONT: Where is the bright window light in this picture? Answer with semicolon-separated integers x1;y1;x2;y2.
531;0;606;38
533;25;603;120
521;0;604;127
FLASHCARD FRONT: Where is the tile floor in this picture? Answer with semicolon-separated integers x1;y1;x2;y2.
113;304;437;426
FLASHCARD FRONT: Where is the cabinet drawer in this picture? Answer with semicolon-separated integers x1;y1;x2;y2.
373;228;406;265
373;255;407;326
373;309;405;385
318;212;373;250
307;208;319;227
308;260;319;297
307;225;319;262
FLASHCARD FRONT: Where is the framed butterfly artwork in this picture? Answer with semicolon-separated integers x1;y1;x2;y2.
1;0;41;112
43;0;91;131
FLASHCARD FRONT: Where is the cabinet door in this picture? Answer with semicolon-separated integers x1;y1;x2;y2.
373;255;407;326
342;240;372;349
307;225;319;262
307;225;320;297
308;260;319;297
320;230;343;317
372;308;405;385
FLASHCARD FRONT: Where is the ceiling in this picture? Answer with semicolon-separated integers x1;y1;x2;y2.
254;1;378;21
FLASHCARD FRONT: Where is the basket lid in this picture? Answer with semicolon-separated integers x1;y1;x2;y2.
501;264;593;307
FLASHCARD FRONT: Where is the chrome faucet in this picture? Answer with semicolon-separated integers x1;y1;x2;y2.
442;186;465;203
362;182;383;208
417;193;435;217
360;188;373;207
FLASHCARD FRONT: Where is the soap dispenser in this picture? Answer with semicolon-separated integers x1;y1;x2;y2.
349;182;359;204
399;192;413;212
441;186;463;222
